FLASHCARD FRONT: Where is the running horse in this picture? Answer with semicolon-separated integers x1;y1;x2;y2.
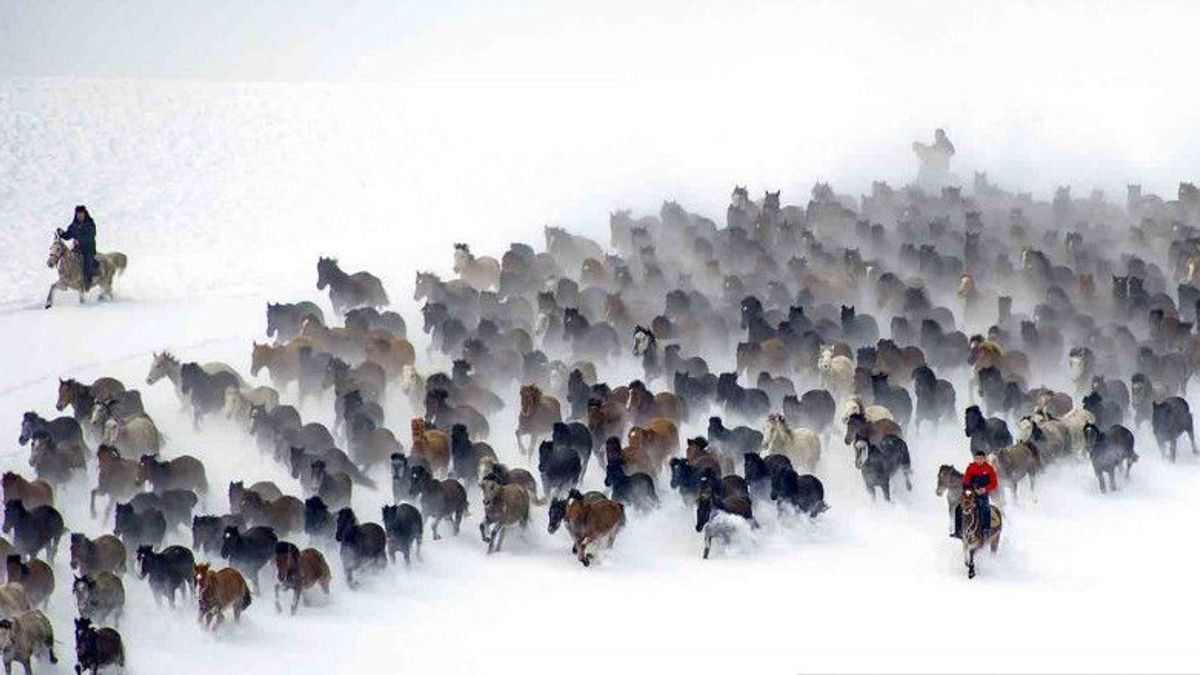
45;233;127;308
960;490;1002;579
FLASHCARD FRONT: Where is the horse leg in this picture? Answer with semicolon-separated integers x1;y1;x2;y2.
904;469;913;492
274;582;283;613
431;517;442;541
494;524;507;553
702;529;712;559
1094;468;1106;493
577;537;591;566
44;281;63;309
1190;429;1198;454
484;522;496;554
291;586;301;615
882;480;892;503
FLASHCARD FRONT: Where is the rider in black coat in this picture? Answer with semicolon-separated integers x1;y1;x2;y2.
58;205;97;289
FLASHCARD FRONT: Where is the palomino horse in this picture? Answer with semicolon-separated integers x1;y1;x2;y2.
960;491;1002;579
452;243;500;290
45;233;127;308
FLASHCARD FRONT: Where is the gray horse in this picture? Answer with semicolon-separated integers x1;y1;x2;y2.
45;233;126;308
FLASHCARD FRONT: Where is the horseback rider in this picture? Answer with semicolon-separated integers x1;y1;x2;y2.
57;205;98;290
952;449;997;538
913;128;956;190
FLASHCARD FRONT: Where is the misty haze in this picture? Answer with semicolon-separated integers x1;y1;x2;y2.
1;2;1199;674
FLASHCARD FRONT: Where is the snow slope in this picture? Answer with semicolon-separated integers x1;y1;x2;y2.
2;76;1200;674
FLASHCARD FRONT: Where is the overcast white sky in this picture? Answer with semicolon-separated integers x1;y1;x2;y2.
2;0;1197;197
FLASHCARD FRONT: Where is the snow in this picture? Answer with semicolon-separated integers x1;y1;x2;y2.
1;69;1199;673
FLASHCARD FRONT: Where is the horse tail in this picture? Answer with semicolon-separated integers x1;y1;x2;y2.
109;253;128;276
240;586;253;610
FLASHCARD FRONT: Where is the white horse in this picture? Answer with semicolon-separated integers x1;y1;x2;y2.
818;346;854;398
400;364;426;413
45;233;127;308
1033;405;1094;457
452;243;501;291
762;413;821;472
840;396;894;424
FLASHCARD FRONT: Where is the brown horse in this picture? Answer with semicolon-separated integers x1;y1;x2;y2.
968;335;1029;400
273;542;331;615
479;480;530;554
517;385;562;456
56;377;126;424
626;419;678;473
993;440;1041;503
585;391;624;444
558;490;625;567
960;492;1002;579
5;556;53;608
91;446;139;518
843;412;903;447
228;481;284;513
194;564;252;628
626;384;685;426
250;341;310;390
0;475;52;510
237;492;304;536
605;437;656;477
363;332;415;378
411;419;450;476
68;533;126;577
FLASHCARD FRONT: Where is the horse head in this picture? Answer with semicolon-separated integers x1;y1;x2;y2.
47;234;67;268
316;257;337;290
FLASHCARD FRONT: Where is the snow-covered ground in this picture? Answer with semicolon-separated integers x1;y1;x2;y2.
2;73;1200;675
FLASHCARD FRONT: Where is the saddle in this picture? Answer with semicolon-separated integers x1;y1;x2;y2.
983;506;1002;535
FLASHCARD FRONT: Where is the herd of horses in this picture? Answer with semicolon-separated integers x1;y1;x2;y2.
9;172;1200;670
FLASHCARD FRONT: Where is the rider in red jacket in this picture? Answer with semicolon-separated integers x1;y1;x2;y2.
962;453;998;493
953;450;996;538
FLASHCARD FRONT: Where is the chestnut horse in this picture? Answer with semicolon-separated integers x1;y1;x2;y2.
273;542;331;615
194;564;251;628
517;385;561;456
